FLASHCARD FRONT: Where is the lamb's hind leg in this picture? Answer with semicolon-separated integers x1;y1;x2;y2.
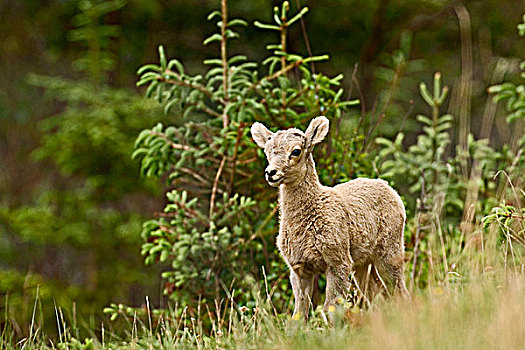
311;273;320;309
354;263;383;302
376;254;410;298
290;269;315;321
392;264;410;297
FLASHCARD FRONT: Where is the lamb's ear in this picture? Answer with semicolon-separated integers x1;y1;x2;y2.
251;122;274;148
305;116;329;148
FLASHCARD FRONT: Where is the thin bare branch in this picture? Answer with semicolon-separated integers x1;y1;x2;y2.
178;167;211;185
157;72;215;100
209;156;227;218
294;0;315;74
150;131;192;151
266;59;304;82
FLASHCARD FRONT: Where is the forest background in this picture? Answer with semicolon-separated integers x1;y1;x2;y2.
1;0;525;348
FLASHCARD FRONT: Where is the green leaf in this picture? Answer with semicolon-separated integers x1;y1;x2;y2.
145;81;158;98
207;10;221;21
137;64;160;75
131;148;148;160
419;82;434;106
204;59;223;66
437;86;449;105
433;72;441;101
168;59;184;75
158;45;167;70
203;33;222;45
137;75;158;87
164;99;178;115
287;7;309;26
416;114;433;126
225;29;240;40
160;250;169;262
306;54;330;62
228;55;248;65
228;19;248;27
253;21;280;31
338;99;360;107
156;81;163;103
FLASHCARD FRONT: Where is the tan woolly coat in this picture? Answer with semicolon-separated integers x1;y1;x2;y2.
277;155;406;278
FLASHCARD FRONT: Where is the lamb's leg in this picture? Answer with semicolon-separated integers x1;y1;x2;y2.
323;263;351;312
290;270;315;321
391;265;410;297
311;273;320;309
376;255;410;298
354;264;383;302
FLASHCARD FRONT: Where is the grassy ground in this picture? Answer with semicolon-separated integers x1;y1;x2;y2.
3;270;525;349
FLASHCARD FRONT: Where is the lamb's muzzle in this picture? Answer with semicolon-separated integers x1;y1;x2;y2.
264;168;283;186
251;116;410;321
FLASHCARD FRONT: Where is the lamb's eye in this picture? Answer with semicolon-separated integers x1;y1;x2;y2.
291;148;301;157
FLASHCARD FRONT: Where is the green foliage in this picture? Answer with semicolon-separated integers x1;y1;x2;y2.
377;73;456;211
488;14;525;148
481;15;525;267
28;74;162;198
141;191;256;304
133;1;362;313
0;269;89;348
375;14;525;287
376;73;458;285
68;0;127;84
376;71;522;286
483;204;525;232
374;30;427;122
482;203;525;269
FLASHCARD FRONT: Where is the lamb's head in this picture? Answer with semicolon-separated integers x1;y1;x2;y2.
251;116;329;187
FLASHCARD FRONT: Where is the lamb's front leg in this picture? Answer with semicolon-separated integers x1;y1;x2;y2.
290;270;315;321
324;263;351;313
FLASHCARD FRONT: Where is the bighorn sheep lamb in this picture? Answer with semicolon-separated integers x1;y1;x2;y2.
251;116;409;320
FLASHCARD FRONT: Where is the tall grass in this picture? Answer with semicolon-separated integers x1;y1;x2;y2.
4;272;525;349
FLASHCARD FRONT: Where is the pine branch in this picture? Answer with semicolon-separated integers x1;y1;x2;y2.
156;72;216;101
209;156;227;218
149;131;192;151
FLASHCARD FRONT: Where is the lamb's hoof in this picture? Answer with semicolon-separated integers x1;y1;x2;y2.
324;299;349;326
322;305;339;326
292;311;308;323
343;307;365;328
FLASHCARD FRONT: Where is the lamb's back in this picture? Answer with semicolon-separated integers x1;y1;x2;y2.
334;178;404;213
333;178;405;264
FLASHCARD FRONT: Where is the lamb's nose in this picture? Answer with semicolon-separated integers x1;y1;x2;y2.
265;169;277;177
